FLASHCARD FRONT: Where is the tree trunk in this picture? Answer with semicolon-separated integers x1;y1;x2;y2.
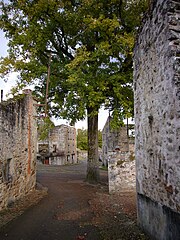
86;107;100;183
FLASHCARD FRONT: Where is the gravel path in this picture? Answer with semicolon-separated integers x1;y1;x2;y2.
0;160;150;240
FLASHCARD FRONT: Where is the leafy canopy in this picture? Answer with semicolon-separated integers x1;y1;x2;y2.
77;128;102;150
0;0;149;124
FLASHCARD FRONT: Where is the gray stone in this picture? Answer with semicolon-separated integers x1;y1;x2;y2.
37;125;77;165
0;92;37;211
102;117;135;193
134;0;180;239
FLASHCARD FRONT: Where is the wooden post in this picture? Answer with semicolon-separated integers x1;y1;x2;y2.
1;90;3;102
45;54;51;118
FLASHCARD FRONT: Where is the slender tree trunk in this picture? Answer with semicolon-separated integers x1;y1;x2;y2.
86;107;100;183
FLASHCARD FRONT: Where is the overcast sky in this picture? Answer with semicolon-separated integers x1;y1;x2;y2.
0;30;109;129
0;30;15;96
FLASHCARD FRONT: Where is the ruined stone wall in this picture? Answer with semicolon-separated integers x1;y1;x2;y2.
102;117;132;166
67;126;77;164
108;151;135;194
37;124;77;165
0;93;37;210
102;117;135;193
49;125;68;165
134;0;180;239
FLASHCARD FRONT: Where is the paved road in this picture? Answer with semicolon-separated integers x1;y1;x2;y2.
0;161;108;240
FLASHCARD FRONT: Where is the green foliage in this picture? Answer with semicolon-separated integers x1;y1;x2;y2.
0;0;149;181
77;128;88;150
0;0;149;125
38;117;55;141
100;165;108;171
77;128;102;150
98;130;102;149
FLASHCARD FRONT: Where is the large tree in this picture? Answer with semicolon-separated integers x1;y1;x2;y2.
0;0;148;183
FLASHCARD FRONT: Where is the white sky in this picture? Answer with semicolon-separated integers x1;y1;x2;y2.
0;30;109;130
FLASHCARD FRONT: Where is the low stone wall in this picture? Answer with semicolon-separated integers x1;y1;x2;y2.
108;151;135;194
0;93;37;210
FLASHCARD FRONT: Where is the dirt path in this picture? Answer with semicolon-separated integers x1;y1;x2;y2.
0;161;150;240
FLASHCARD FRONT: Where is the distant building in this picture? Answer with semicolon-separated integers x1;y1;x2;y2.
37;125;77;165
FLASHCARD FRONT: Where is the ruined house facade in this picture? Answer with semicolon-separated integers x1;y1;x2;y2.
37;125;77;165
0;93;37;210
102;117;127;167
102;117;135;193
134;0;180;239
102;117;134;166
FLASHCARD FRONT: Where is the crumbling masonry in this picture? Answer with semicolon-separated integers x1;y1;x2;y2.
102;117;135;193
37;125;77;165
0;93;37;210
134;0;180;239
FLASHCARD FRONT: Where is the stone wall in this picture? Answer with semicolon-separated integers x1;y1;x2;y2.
37;124;77;165
108;151;135;194
0;93;37;210
102;117;135;193
102;117;134;166
134;0;180;239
